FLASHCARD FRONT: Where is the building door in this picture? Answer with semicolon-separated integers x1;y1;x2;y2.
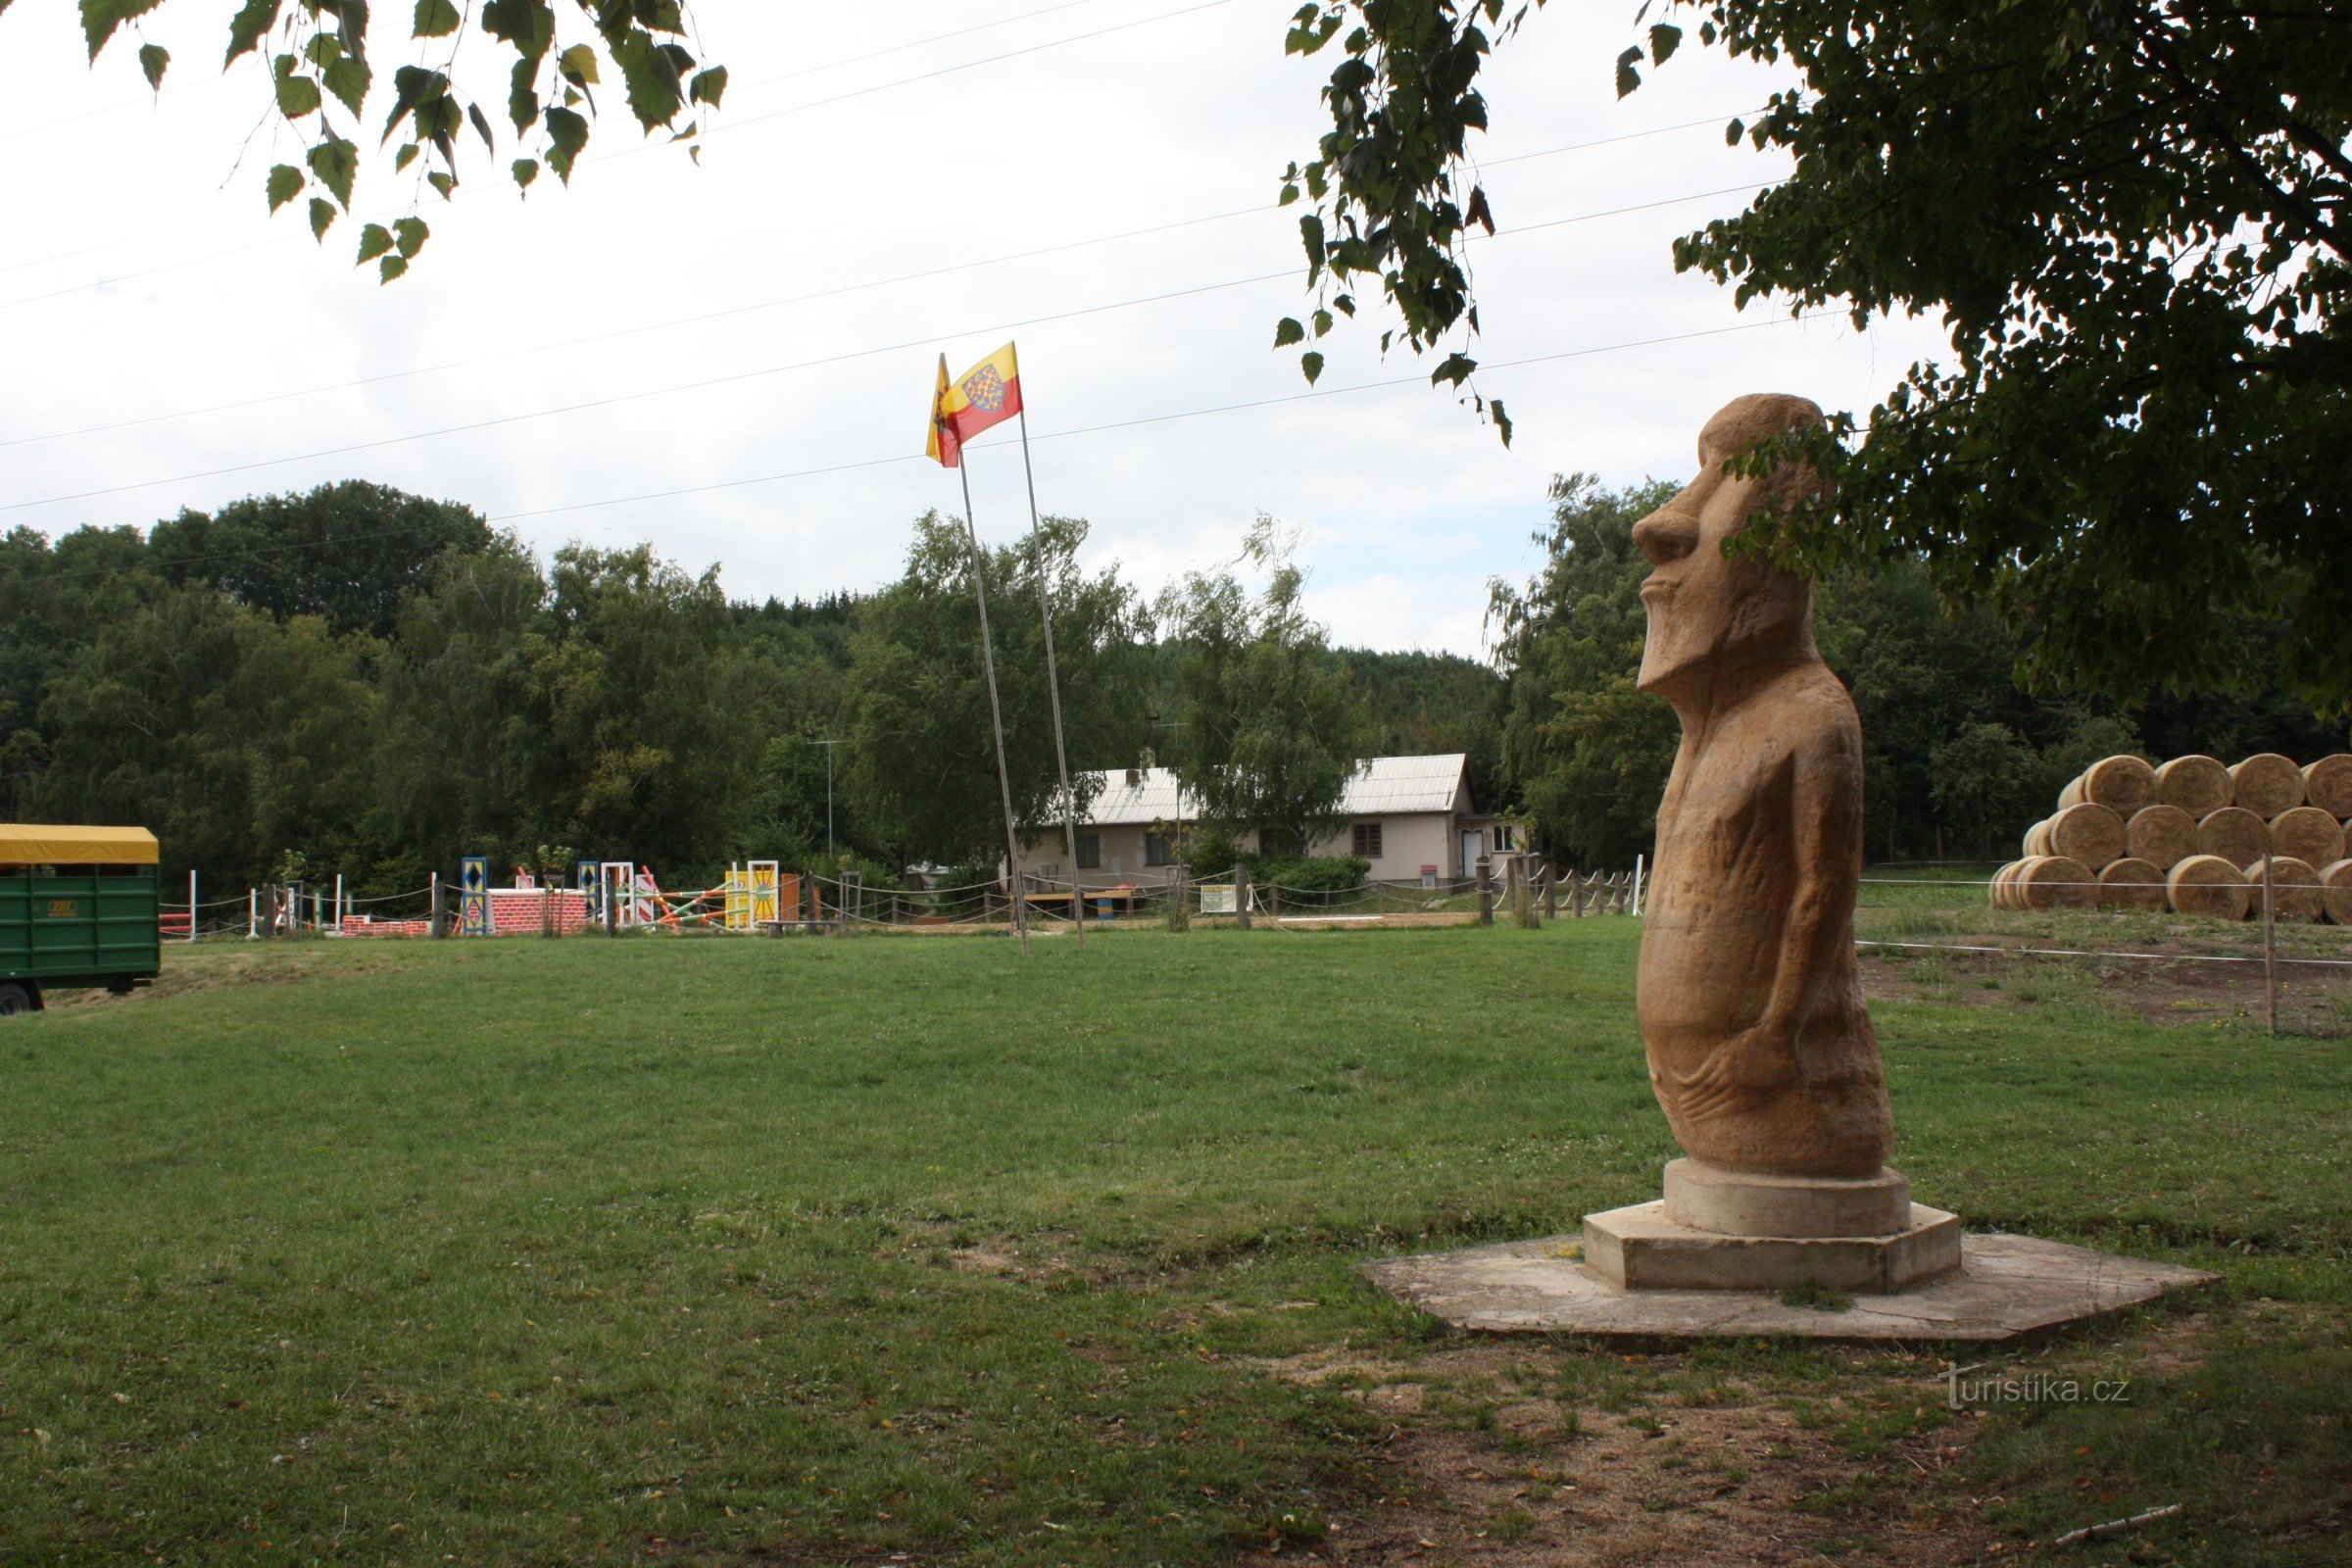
1459;829;1485;879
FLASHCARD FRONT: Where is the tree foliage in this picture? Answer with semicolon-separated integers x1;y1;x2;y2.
1488;473;2343;865
844;513;1151;866
1288;0;2352;707
1157;516;1369;853
56;0;725;281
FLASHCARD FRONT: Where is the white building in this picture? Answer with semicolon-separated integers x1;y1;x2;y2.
1022;753;1513;888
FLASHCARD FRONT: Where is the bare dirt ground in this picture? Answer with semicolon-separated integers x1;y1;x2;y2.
1244;1341;2000;1566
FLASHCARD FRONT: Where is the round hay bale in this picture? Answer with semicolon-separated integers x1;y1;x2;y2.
2155;755;2233;816
2017;855;2097;911
2269;806;2345;868
2320;858;2352;926
2076;755;2157;813
2305;755;2352;818
2047;803;2127;869
2124;804;2196;870
2244;857;2324;922
2195;807;2270;869
2023;818;2054;857
2167;855;2252;920
2096;857;2166;910
1988;860;2021;910
2230;753;2307;816
2056;774;2084;809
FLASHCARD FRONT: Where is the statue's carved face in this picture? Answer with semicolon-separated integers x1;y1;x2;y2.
1632;395;1822;699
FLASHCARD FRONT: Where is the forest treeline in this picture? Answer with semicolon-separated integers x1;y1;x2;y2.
2;477;2338;893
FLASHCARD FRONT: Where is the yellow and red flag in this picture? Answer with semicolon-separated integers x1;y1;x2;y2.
925;342;1022;467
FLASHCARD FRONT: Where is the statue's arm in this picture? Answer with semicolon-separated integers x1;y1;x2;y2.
1752;731;1860;1046
1671;714;1857;1105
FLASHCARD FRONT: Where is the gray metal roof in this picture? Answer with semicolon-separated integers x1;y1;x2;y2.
1073;754;1469;827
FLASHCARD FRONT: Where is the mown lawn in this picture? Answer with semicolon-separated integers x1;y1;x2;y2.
0;920;2346;1566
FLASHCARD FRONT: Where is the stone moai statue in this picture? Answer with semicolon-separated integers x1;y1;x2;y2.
1585;393;1957;1294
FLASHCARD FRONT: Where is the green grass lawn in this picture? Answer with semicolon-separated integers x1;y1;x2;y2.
1;922;2347;1566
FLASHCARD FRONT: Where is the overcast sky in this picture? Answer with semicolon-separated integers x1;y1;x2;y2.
0;0;1948;656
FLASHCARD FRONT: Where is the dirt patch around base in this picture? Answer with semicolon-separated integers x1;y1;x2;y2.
1233;1312;2231;1567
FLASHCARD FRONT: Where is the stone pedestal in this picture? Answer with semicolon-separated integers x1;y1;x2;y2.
1581;1158;1963;1295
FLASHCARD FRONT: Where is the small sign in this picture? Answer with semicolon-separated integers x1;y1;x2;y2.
1200;884;1237;914
45;900;79;920
1420;864;1438;889
460;856;491;937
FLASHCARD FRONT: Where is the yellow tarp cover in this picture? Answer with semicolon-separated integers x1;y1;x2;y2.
0;824;160;865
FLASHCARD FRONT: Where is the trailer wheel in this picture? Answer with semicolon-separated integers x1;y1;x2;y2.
0;983;36;1017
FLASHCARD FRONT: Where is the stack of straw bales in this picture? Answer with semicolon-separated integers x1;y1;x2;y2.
1991;753;2352;921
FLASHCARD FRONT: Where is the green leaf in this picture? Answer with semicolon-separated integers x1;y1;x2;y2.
1614;45;1642;98
512;156;539;188
468;102;496;150
1301;350;1325;385
481;0;556;60
688;65;726;107
1311;308;1333;338
1274;317;1306;349
392;216;428;258
507;57;541;132
137;42;168;89
79;0;166;62
612;28;683;130
308;196;337;241
355;222;395;263
1430;352;1476;387
413;0;459;36
266;163;305;212
394;141;420;172
544;106;588;180
557;42;599;86
1648;23;1681;65
1491;397;1512;447
323;55;370;116
426;170;456;198
308;136;358;207
224;0;281;66
274;55;322;118
378;254;409;284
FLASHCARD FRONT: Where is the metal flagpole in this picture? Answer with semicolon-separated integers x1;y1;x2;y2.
1014;389;1085;951
956;460;1030;954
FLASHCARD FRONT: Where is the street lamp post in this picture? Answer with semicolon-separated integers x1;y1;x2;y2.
803;728;839;866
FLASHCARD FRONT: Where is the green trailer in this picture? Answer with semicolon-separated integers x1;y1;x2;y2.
0;825;162;1015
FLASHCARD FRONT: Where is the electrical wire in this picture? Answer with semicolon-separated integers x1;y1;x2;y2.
1;180;1774;513
4;122;1768;451
0;0;1132;277
0;0;1241;311
15;307;1833;585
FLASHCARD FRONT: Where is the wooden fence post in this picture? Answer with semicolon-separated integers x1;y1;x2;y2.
1542;861;1557;920
428;874;445;939
1477;857;1494;927
1235;861;1251;932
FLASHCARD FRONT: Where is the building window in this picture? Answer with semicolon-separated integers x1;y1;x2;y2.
1076;834;1102;870
1494;823;1517;853
1257;828;1298;857
1144;833;1175;866
1351;821;1383;858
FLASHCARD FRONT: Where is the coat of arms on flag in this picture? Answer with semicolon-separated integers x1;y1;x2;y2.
926;342;1023;466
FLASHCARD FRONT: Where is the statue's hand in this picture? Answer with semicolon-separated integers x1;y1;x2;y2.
1669;1023;1798;1124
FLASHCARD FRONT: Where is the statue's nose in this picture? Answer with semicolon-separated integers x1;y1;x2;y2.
1634;506;1699;565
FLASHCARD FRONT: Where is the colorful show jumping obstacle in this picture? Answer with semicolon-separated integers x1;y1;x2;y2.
1993;753;2352;921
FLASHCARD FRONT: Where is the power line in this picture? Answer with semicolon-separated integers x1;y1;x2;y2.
1;181;1773;513
0;0;1123;277
0;0;1241;311
16;309;1836;583
4;139;1767;449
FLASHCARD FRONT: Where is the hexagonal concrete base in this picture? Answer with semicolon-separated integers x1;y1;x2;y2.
1584;1199;1963;1294
1363;1233;2215;1343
